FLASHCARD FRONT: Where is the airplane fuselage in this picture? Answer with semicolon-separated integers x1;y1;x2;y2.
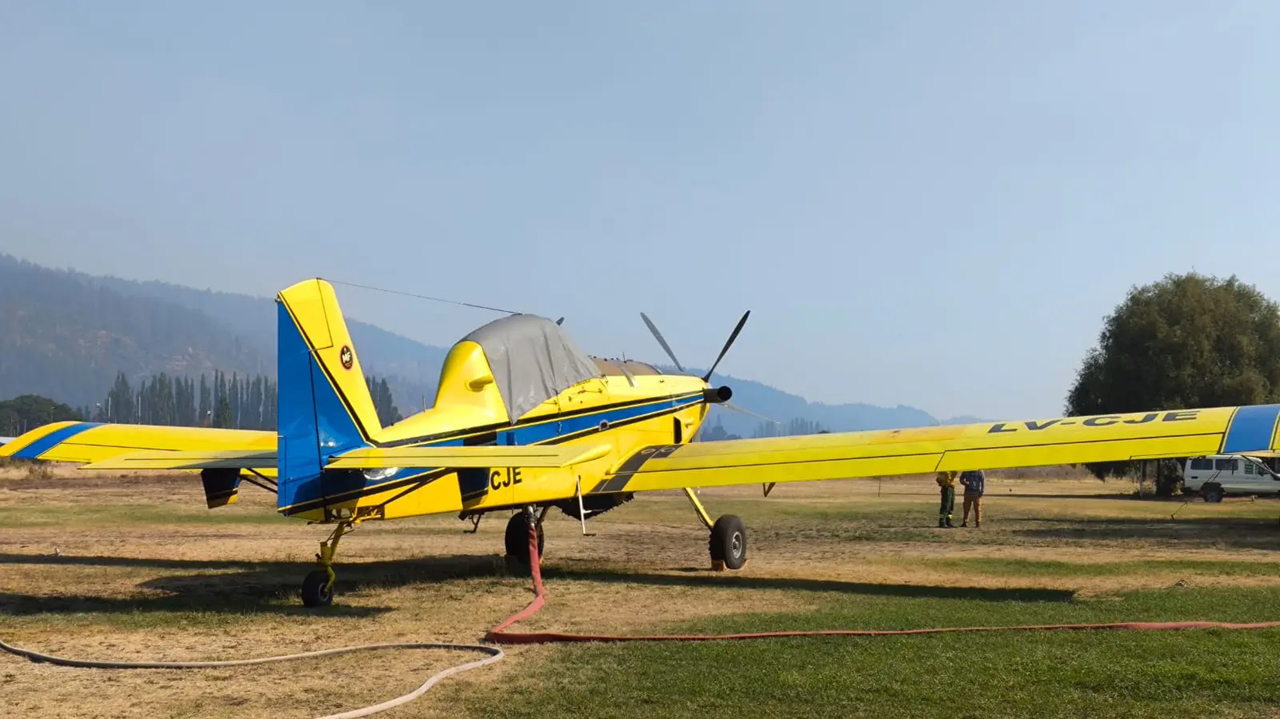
283;343;713;524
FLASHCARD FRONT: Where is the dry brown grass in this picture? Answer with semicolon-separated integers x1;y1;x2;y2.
1;470;1279;717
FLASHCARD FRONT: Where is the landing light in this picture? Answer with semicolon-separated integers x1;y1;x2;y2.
363;467;399;481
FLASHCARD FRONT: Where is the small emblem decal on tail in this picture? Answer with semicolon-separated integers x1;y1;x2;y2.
340;345;354;370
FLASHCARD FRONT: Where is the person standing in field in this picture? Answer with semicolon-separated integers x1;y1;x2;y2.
960;469;986;527
935;471;957;528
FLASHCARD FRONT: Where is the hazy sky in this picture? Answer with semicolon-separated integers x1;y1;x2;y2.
3;1;1278;420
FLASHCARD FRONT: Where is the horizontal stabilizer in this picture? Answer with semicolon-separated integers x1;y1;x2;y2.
84;449;278;471
325;443;612;470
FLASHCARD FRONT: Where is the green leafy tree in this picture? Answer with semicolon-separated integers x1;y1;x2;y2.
366;375;403;426
106;371;134;423
1065;272;1280;494
0;394;83;436
229;372;240;428
750;416;826;439
198;374;211;426
213;393;232;429
262;377;278;429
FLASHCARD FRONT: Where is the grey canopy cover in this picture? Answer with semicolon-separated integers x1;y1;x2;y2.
460;313;601;422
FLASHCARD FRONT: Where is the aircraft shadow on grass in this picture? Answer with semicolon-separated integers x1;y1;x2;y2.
1006;516;1280;550
1002;492;1280;502
539;566;1076;603
0;551;1075;618
0;553;508;618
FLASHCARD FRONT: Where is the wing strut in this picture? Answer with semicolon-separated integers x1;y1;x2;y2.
574;476;596;537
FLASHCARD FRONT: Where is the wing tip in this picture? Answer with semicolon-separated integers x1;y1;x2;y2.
1;421;100;460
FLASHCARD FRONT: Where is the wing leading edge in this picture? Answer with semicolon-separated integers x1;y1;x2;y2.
590;404;1280;494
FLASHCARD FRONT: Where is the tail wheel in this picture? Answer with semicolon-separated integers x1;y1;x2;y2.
709;514;747;570
504;512;545;565
301;569;334;607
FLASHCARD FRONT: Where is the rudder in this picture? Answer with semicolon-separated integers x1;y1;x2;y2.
275;278;384;513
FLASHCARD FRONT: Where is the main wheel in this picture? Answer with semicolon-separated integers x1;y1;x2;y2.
709;514;747;570
504;512;545;565
1202;484;1224;503
302;569;334;607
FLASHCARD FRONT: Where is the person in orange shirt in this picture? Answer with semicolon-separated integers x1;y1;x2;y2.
935;471;957;528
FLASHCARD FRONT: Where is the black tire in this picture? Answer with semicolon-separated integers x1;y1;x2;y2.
709;514;747;570
1202;484;1224;503
302;569;334;607
504;512;545;564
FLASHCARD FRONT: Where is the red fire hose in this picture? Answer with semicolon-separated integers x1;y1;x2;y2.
4;519;1280;719
484;519;1280;644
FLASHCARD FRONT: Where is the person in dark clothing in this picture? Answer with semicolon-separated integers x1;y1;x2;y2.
960;469;985;527
935;471;957;528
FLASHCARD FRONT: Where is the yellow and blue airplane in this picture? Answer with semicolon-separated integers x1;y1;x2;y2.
4;278;1280;607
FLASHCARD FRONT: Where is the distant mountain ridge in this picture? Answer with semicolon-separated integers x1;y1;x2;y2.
671;366;987;436
0;254;986;433
86;271;449;410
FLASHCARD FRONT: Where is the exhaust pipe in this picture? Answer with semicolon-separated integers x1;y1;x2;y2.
702;386;732;404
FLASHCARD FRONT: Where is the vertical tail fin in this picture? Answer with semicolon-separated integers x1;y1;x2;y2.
275;278;384;513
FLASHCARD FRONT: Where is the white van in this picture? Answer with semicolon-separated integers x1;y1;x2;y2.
1182;454;1280;502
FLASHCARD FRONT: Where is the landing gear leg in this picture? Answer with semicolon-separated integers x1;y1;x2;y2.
683;488;747;571
302;520;354;607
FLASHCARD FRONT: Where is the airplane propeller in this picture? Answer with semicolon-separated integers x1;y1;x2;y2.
638;310;779;425
639;312;686;374
701;310;749;383
720;401;780;425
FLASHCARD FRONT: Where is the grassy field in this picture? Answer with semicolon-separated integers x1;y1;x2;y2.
2;465;1279;718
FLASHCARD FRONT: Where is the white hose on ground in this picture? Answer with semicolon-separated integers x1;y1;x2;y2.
0;637;504;719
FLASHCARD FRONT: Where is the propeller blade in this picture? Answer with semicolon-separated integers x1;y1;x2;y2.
640;312;685;373
702;310;750;382
721;401;780;425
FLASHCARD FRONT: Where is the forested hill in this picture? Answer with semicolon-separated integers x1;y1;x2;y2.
0;255;267;409
0;254;983;434
88;270;450;390
0;254;445;411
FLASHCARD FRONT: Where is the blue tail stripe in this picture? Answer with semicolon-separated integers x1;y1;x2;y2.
12;422;101;459
276;300;372;511
1221;404;1280;454
310;357;366;455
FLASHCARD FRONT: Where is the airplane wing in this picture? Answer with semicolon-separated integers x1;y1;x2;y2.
83;449;279;471
323;444;612;470
1;421;612;472
588;404;1280;494
0;421;277;467
82;443;613;471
